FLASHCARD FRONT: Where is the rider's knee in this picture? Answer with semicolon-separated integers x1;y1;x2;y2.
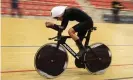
68;28;76;36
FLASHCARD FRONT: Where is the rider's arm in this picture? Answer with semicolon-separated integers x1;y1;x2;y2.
53;17;69;31
61;16;69;30
51;15;69;31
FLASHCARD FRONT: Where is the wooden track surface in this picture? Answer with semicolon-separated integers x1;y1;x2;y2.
1;17;133;80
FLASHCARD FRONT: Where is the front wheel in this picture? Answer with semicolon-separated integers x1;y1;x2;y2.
84;43;112;73
34;43;68;78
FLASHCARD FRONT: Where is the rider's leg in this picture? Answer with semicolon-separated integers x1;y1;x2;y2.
68;28;85;57
76;31;89;56
77;31;87;42
68;21;92;57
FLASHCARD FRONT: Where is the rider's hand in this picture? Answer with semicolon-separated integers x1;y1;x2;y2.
45;22;54;28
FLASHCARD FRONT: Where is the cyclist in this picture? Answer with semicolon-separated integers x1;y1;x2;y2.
45;6;93;58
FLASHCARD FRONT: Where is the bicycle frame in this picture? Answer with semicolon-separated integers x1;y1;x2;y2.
55;32;92;60
49;27;97;60
57;36;79;59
